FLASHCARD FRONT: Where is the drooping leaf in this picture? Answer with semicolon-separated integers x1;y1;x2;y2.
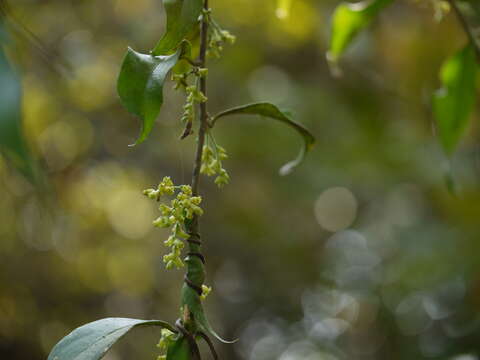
117;46;182;145
47;318;175;360
327;0;394;64
152;0;203;56
276;0;292;19
212;102;315;175
433;44;478;155
181;285;235;344
166;336;191;360
0;41;33;179
451;0;480;52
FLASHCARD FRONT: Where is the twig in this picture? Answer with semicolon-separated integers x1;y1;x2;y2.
447;0;480;60
191;0;209;198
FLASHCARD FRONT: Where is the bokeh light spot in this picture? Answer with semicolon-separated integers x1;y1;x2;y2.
248;65;291;103
106;190;155;240
315;187;357;232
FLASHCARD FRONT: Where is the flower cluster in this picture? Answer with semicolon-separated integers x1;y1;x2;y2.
208;28;236;58
172;69;208;129
172;72;188;91
200;284;212;301
144;177;203;269
156;328;175;360
205;10;236;58
200;144;230;187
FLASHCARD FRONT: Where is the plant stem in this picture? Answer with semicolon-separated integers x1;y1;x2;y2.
447;0;480;60
184;0;209;240
181;0;209;338
191;0;209;199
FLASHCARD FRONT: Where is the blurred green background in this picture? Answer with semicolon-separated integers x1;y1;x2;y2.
1;0;480;359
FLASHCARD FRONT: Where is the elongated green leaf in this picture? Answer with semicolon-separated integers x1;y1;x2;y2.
181;285;235;344
0;46;32;177
152;0;203;55
433;44;478;155
167;336;191;360
47;318;174;360
212;102;315;175
327;0;394;64
117;46;181;145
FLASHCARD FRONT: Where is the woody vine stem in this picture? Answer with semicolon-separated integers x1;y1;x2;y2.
182;0;209;340
191;0;209;224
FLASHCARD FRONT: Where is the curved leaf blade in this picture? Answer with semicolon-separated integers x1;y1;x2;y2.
152;0;203;55
182;285;236;344
47;318;174;360
433;44;478;155
117;47;181;145
212;102;315;175
327;0;394;64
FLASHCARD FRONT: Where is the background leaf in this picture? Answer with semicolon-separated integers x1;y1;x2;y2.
47;318;174;360
433;44;478;155
212;102;315;175
0;38;34;179
117;47;181;145
152;0;203;55
327;0;394;64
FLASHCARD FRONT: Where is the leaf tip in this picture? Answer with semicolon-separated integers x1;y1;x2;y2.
279;163;294;176
326;51;343;78
128;137;143;147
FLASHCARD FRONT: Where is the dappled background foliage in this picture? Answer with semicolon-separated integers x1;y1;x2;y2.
1;0;480;359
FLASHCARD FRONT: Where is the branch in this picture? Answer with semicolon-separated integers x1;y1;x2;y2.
448;0;480;60
180;0;209;345
191;0;209;199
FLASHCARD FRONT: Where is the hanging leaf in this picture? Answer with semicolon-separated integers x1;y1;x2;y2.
327;0;394;64
117;45;183;145
433;44;478;155
152;0;203;56
181;285;235;344
212;102;315;175
0;42;34;179
276;0;292;19
47;318;175;360
166;336;191;360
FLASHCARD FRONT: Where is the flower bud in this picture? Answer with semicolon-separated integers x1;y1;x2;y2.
198;68;208;77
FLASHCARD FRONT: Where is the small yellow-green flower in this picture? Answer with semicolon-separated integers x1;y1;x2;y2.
201;284;212;301
144;179;203;270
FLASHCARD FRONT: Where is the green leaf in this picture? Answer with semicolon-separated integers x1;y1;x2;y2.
166;336;191;360
47;317;175;360
117;46;182;145
152;0;203;56
181;285;235;344
212;102;315;175
433;44;478;155
327;0;394;64
0;44;34;179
